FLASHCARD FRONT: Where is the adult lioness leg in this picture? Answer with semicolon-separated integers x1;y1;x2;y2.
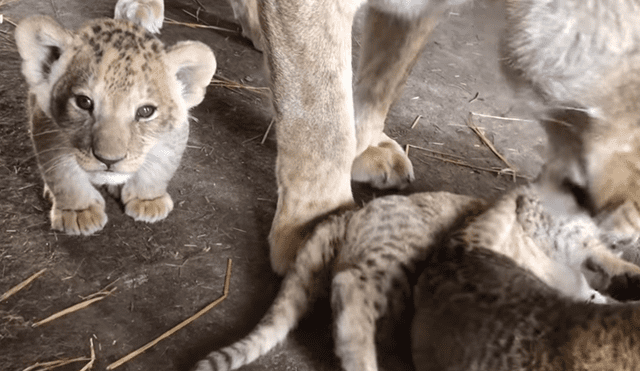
264;0;362;275
351;5;448;189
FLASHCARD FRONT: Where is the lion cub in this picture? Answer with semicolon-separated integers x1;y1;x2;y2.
191;181;640;371
413;226;640;371
15;16;216;235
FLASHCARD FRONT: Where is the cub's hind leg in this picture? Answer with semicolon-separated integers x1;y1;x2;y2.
331;269;379;371
351;5;447;189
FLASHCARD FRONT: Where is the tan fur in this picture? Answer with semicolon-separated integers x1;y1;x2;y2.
15;16;216;235
248;0;640;274
412;233;640;371
116;0;640;275
504;0;640;231
191;176;640;371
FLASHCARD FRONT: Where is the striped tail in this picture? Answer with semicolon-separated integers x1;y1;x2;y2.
192;214;347;371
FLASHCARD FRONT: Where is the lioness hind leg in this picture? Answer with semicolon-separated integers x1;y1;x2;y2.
351;6;444;189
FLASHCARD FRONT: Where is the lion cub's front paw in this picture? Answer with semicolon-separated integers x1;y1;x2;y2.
124;193;173;223
50;203;108;236
351;141;414;189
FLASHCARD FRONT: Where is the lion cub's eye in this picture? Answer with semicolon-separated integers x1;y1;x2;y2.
136;105;157;120
75;95;93;111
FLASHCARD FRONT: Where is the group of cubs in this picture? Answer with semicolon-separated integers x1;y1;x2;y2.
13;0;640;370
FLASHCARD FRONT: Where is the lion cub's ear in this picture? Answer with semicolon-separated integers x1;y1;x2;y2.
14;15;73;89
165;41;217;109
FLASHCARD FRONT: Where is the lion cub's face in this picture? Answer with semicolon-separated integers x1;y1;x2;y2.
50;23;183;184
17;17;215;186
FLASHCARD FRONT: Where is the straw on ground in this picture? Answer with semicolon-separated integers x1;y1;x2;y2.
1;268;46;303
32;286;116;328
106;259;233;370
22;338;94;371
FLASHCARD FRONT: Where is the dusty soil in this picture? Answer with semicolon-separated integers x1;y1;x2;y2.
0;1;544;370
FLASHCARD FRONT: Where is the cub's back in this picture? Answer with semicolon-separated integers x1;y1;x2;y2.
413;240;640;371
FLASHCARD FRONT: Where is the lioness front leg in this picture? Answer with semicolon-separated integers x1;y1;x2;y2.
351;5;446;189
265;0;360;275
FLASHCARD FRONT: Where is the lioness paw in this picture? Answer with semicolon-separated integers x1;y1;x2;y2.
50;203;108;236
114;0;164;34
125;193;173;223
351;141;414;189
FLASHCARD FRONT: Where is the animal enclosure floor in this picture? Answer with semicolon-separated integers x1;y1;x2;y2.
0;1;542;370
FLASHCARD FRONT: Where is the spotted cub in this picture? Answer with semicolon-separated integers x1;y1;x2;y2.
14;16;217;235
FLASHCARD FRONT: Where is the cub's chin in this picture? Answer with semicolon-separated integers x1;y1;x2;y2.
89;171;133;186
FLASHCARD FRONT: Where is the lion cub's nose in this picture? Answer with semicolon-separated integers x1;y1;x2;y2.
93;149;124;167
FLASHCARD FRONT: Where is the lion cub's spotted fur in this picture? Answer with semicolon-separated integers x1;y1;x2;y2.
412;228;640;371
15;16;216;235
192;183;640;371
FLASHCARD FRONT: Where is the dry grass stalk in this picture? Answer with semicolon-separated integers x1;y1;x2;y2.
470;111;536;123
164;17;235;33
407;144;468;161
210;76;271;96
21;357;90;371
466;113;518;180
78;338;96;371
410;115;422;129
0;0;23;8
1;268;46;303
32;287;116;328
411;145;531;181
22;339;94;371
2;15;17;27
106;259;233;370
81;278;119;300
261;119;275;144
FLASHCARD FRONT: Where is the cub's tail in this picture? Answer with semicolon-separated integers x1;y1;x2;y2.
192;213;349;371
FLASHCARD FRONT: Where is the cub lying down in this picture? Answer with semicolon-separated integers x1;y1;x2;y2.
191;182;640;371
413;222;640;371
14;16;216;235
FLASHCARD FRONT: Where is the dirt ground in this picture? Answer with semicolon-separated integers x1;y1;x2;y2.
0;1;545;370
